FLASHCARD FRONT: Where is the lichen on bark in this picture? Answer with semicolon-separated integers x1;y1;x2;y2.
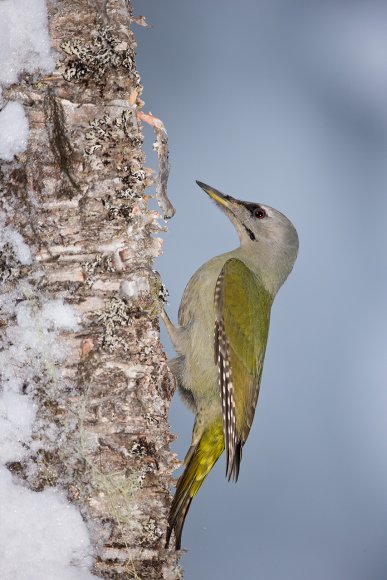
0;1;180;578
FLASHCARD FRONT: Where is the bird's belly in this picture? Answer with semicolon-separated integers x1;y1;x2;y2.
181;275;220;404
184;321;218;401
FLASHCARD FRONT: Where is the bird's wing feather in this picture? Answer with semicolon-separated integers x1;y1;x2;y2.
214;258;272;481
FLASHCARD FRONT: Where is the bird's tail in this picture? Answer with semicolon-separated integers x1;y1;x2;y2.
166;419;224;549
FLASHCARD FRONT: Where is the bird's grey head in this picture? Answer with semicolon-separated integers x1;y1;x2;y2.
196;181;299;288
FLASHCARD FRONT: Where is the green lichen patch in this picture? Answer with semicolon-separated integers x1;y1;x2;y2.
84;109;143;157
102;195;133;222
90;467;140;526
139;517;163;547
97;297;132;352
60;27;140;84
83;109;146;210
82;253;116;283
0;244;21;283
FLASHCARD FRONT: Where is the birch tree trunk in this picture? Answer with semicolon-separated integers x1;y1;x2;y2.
0;0;180;577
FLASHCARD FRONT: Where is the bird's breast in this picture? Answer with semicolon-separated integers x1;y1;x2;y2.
178;254;234;401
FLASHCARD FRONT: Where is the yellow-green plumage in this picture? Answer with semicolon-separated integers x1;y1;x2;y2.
166;420;224;549
215;259;273;480
163;181;298;549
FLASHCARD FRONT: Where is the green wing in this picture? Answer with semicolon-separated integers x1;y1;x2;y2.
214;258;272;481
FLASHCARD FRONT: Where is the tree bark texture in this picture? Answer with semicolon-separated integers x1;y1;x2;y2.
0;1;180;578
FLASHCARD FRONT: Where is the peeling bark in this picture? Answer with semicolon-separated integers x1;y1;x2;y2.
0;1;180;578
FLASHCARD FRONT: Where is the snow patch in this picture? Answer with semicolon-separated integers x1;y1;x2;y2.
120;277;150;299
0;0;54;161
0;226;95;578
0;467;95;580
0;391;36;463
0;102;29;161
0;214;32;264
41;299;80;331
0;0;54;86
0;1;97;577
0;286;80;458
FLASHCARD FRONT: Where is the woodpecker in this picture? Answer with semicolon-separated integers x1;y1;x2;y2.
162;181;299;549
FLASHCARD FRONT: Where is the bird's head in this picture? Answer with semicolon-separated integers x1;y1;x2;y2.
196;181;299;259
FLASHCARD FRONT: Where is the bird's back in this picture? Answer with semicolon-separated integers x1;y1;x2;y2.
177;249;271;408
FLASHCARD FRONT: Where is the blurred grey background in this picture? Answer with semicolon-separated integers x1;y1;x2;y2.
132;1;387;578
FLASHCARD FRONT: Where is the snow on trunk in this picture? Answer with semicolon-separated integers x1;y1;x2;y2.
0;1;180;578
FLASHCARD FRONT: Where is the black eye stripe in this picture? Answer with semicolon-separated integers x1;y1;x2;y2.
241;202;258;214
240;201;264;216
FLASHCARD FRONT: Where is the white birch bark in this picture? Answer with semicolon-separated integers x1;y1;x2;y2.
0;1;180;577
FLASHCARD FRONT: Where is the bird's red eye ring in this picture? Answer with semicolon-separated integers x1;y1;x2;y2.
254;208;266;219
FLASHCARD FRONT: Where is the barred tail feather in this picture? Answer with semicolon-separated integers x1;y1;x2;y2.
228;439;243;482
166;420;224;549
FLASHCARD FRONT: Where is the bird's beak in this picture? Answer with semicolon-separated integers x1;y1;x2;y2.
196;181;235;210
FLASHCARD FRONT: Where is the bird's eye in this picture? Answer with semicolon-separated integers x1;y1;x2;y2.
254;208;266;219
